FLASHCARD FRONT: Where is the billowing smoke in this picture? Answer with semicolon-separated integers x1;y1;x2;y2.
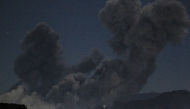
0;0;189;109
99;0;141;54
70;48;104;74
13;23;65;96
0;85;57;109
97;0;190;105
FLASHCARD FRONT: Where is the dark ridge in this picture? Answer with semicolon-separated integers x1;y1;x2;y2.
0;103;27;109
113;90;190;109
118;92;160;102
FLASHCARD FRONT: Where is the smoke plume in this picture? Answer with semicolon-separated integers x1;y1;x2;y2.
70;48;104;74
0;85;57;109
0;0;189;109
13;23;65;96
97;0;190;105
99;0;141;54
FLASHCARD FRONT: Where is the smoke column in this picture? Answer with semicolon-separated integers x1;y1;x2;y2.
13;23;65;96
0;0;189;109
99;0;141;54
97;0;190;105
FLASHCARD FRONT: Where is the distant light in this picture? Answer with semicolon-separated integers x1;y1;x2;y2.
103;105;106;109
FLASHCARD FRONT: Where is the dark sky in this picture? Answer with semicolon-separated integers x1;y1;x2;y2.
0;0;190;94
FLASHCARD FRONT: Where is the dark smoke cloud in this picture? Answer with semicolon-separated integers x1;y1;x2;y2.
151;0;190;43
99;0;141;33
13;23;65;96
10;22;105;108
99;0;141;54
70;48;104;74
0;0;190;109
125;0;190;47
97;0;190;105
45;73;86;108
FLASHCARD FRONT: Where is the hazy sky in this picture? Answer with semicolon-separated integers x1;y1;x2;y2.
0;0;190;94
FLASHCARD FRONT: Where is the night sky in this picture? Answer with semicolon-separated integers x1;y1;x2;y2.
0;0;190;94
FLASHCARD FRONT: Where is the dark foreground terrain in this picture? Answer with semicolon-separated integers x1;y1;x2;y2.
1;90;190;109
94;90;190;109
112;90;190;109
0;103;27;109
